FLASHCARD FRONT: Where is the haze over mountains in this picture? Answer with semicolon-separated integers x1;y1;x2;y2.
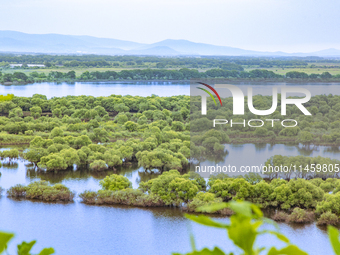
0;30;340;57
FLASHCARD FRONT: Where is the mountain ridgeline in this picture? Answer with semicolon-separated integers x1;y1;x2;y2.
1;30;340;56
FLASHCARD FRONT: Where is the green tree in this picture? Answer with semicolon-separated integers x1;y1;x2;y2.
30;106;42;119
100;174;132;191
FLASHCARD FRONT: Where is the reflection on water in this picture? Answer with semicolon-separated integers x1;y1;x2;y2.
0;143;339;255
0;82;191;98
26;163;161;191
200;143;340;172
0;81;339;99
1;162;19;169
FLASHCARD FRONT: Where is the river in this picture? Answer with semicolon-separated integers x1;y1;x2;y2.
0;82;339;255
0;81;339;98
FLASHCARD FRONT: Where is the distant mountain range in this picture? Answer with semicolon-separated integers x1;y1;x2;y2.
0;30;340;57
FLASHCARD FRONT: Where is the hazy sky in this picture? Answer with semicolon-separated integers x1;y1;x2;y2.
1;0;340;52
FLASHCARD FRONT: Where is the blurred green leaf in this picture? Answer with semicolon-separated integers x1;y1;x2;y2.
196;203;228;213
267;245;308;255
185;214;229;229
328;226;340;255
228;201;263;218
259;230;290;243
228;216;259;255
17;240;36;255
172;247;227;255
0;232;14;254
38;247;55;255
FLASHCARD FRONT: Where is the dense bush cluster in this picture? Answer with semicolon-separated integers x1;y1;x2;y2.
0;92;338;170
0;94;192;171
76;170;340;225
7;181;74;202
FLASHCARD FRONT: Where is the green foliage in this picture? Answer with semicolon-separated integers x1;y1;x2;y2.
90;160;108;171
177;201;308;255
80;188;165;207
7;181;73;202
328;226;340;255
99;174;132;191
0;231;55;255
286;208;314;223
316;193;340;215
317;211;339;226
0;149;19;161
139;170;200;205
187;192;223;212
30;106;42;119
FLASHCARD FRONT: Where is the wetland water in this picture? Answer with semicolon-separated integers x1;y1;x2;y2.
0;143;338;255
0;81;340;98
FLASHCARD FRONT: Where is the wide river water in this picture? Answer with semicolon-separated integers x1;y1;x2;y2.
0;81;339;98
0;82;339;255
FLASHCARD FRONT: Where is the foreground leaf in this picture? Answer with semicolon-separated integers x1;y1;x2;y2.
172;247;226;255
0;232;14;253
228;201;263;218
185;214;229;229
17;240;36;255
259;230;290;243
197;203;228;213
328;226;340;255
38;247;55;255
267;245;308;255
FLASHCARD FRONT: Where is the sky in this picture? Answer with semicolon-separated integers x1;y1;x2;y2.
1;0;340;53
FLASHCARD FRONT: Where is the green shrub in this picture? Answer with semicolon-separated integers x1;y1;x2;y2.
187;192;222;212
79;189;165;207
139;170;200;206
316;193;340;215
317;211;339;226
7;184;27;197
287;208;314;223
8;181;74;202
0;230;54;255
99;174;132;191
90;160;108;171
79;190;97;204
271;211;289;222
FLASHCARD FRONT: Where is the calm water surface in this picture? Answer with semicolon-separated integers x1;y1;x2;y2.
0;143;337;255
0;81;340;98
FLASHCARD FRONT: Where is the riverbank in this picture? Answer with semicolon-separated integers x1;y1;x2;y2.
3;77;340;85
2;68;340;85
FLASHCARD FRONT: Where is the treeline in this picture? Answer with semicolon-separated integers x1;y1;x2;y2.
0;54;323;69
2;69;340;83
